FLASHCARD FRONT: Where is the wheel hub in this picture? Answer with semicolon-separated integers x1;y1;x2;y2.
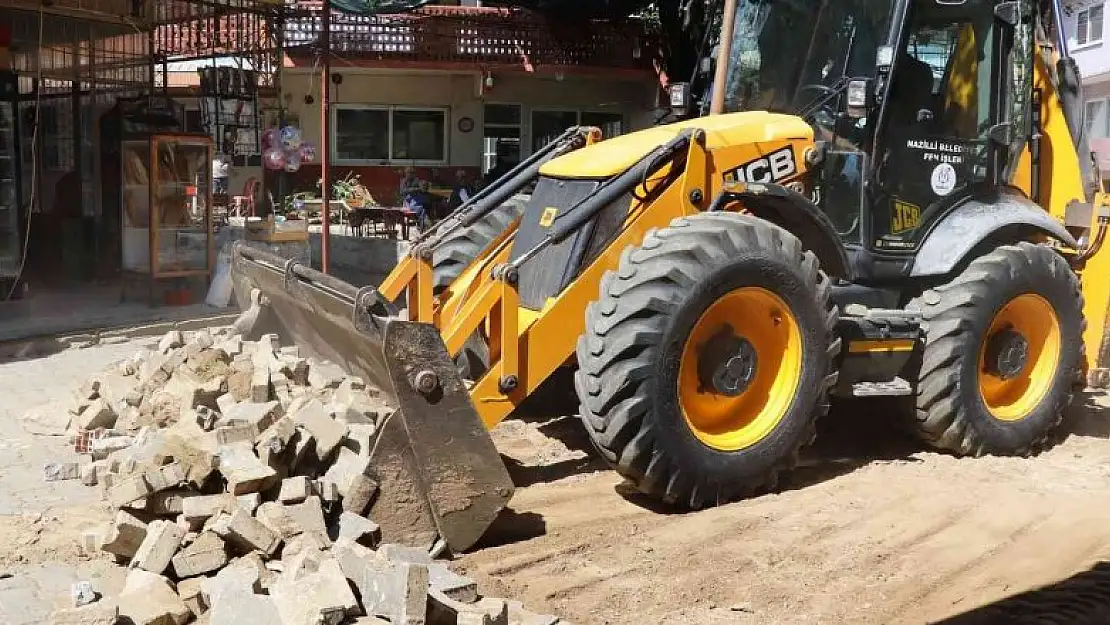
698;329;758;396
984;328;1029;380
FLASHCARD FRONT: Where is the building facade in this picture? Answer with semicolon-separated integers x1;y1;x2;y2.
279;4;661;205
1065;0;1110;181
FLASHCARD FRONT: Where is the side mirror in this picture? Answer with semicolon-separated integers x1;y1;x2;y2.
668;82;693;118
846;78;875;119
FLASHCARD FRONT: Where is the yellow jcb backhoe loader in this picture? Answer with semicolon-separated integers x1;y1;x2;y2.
231;0;1110;553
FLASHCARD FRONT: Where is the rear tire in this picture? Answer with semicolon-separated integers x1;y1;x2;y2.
575;213;840;508
431;194;529;293
908;243;1084;455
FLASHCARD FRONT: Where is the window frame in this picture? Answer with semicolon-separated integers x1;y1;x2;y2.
1086;97;1110;139
1076;4;1105;48
528;107;626;155
331;103;449;166
482;102;522;174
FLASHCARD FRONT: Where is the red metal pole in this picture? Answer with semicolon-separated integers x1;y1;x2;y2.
319;0;331;273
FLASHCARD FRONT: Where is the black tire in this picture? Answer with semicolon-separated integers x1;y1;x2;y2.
430;194;529;293
428;194;528;379
908;242;1084;456
574;212;841;508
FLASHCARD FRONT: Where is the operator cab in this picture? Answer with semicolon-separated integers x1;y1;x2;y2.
682;0;1036;283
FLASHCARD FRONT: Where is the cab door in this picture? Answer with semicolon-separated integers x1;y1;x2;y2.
869;0;1028;255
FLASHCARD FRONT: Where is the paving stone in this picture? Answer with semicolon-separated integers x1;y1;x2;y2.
278;476;311;503
208;589;281;625
75;398;117;431
131;519;186;574
90;435;134;461
50;601;120;625
307;360;346;389
172;532;228;578
222;400;282;435
342;423;377;456
215;423;257;445
100;509;149;559
292;399;348;461
176;577;207;617
182;493;236;523
106;473;152;508
118;569;190;625
43;461;82;482
271;558;360;625
210;508;282;556
336;511;380;547
143;461;186;493
218;441;277;495
323;447;372;498
162;420;219;485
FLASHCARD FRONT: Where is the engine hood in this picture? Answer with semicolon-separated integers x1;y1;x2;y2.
539;111;814;179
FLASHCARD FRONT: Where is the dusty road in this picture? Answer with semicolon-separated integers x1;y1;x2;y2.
4;340;1110;624
459;391;1110;625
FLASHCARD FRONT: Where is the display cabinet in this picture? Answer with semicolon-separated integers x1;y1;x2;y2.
0;71;22;298
120;133;214;305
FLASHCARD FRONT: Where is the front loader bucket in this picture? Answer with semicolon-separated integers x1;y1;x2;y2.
229;242;513;554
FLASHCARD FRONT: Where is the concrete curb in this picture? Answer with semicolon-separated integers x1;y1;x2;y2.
0;312;240;361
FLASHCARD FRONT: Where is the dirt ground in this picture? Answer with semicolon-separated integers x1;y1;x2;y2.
458;390;1110;625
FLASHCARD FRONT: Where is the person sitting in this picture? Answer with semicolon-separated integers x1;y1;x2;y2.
403;181;435;231
448;169;474;212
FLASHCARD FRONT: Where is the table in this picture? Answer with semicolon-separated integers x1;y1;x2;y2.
348;206;420;240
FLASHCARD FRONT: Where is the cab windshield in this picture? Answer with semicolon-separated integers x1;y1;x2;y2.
720;0;896;118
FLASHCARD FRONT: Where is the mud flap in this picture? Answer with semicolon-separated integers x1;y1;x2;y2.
229;243;513;553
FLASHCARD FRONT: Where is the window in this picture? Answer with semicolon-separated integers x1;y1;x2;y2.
1078;5;1104;46
531;110;625;154
1087;99;1110;139
483;104;521;174
333;105;447;164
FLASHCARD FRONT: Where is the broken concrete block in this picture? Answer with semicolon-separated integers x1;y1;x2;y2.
181;493;235;523
90;435;134;461
44;461;82;482
394;562;430;625
428;562;478;603
118;569;191;625
100;509;149;558
287;497;329;542
131;519;186;574
336;512;380;547
215;423;256;446
458;599;509;625
172;531;228;578
50;602;120;625
208;589;281;625
143;462;186;493
214;336;243;357
76;398;117;431
210;508;281;556
307;360;346;389
163;420;219;485
107;473;152;508
176;577;207;617
222;400;281;434
200;555;264;605
313;479;340;503
237;492;262;514
278;476;311;504
218;442;277;495
194;406;219;431
291;399;348;460
323;447;372;498
282;532;332;560
20;400;71;436
271;558;360;625
149;490;191;515
379;543;433;565
159;330;184;354
80;461;104;486
344;474;380;515
114;406;143;432
250;367;271;403
71;580;97;607
342;423;377;457
332;539;416;620
215;393;238;415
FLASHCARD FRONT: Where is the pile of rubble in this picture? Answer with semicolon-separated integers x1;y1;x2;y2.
37;328;562;625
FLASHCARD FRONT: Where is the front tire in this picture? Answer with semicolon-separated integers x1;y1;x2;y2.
908;242;1084;455
575;213;840;508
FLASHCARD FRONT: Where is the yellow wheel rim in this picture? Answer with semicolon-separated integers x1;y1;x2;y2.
977;293;1061;422
677;287;803;451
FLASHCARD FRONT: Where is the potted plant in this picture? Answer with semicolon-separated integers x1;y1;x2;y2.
331;172;376;208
